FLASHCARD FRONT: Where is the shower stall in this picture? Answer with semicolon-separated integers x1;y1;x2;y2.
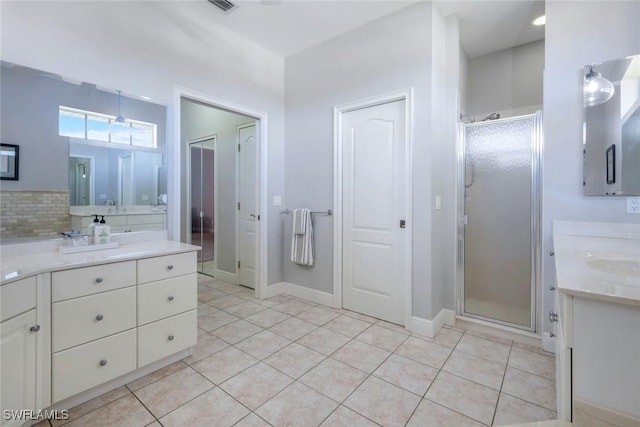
457;112;542;331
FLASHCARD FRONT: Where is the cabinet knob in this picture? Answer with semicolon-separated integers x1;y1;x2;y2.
99;359;108;367
168;335;174;341
96;314;104;321
168;296;175;302
30;325;40;333
549;285;557;291
95;277;104;283
167;264;174;271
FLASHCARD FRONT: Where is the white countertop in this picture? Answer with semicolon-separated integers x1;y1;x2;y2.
553;221;640;307
1;231;199;285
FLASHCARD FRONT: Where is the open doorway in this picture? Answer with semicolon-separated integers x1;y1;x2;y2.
180;96;259;290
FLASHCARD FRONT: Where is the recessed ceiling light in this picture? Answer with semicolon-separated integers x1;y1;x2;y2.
532;15;546;26
140;95;153;101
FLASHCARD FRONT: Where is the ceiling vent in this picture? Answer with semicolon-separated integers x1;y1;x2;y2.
208;0;237;13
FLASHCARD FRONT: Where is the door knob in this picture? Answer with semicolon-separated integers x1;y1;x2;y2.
30;325;40;333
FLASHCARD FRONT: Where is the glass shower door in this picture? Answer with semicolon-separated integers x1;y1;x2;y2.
460;114;541;330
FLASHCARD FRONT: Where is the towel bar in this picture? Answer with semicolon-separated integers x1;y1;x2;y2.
280;208;332;216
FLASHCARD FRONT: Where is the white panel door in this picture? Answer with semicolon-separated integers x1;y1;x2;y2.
238;123;257;289
342;100;406;325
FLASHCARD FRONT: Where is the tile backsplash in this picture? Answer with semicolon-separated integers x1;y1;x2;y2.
0;190;71;239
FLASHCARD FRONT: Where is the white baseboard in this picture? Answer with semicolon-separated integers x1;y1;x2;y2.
215;269;237;284
409;309;455;338
266;282;335;307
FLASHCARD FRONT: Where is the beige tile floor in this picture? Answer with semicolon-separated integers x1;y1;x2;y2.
40;274;558;427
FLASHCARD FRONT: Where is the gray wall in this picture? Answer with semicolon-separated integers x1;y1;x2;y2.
0;62;167;196
542;0;640;335
466;40;545;119
181;99;255;275
284;2;445;319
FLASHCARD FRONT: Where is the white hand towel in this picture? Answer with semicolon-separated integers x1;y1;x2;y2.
292;208;306;235
291;208;314;266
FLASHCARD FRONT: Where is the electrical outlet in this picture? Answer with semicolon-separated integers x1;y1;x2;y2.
627;197;640;214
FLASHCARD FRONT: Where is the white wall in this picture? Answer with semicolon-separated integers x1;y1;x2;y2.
467;40;544;119
1;1;286;284
542;1;640;334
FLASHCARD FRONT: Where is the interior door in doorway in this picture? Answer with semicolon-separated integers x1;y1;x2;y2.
238;123;257;289
341;100;407;325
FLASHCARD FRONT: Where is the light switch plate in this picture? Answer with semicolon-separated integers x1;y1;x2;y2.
434;195;442;210
273;195;282;206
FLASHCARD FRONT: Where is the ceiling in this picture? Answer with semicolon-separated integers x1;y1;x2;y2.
190;0;545;58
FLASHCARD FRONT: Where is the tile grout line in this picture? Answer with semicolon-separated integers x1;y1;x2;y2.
490;339;514;426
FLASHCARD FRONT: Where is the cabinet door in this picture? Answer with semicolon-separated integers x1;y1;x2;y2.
1;310;37;427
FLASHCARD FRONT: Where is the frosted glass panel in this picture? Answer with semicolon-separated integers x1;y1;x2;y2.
463;117;534;328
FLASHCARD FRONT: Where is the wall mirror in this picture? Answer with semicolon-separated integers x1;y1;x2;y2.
0;60;168;238
583;53;640;195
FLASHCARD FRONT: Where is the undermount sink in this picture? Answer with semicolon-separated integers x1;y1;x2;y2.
585;254;640;277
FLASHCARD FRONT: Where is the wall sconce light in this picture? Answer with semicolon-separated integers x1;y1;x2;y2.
583;65;615;107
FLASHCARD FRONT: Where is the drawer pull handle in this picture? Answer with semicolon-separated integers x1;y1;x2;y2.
167;264;174;271
96;314;104;321
168;296;175;302
30;325;40;333
99;359;108;367
95;277;104;283
168;335;175;341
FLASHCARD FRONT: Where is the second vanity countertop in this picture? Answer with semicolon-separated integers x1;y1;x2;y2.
553;221;640;307
1;231;200;285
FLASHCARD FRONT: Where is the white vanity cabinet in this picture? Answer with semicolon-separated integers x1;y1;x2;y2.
50;252;197;403
51;261;138;402
1;236;198;423
136;252;197;367
553;221;640;426
0;277;42;427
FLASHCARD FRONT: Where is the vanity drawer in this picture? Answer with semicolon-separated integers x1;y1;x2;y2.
126;214;165;226
52;329;136;402
137;273;197;325
52;261;136;302
137;252;196;284
52;287;136;352
137;310;197;367
1;276;36;322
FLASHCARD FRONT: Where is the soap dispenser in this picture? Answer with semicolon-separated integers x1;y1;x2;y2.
95;215;111;244
89;215;99;244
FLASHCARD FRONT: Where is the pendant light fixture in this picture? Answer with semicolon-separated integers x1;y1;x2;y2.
115;90;126;122
584;65;615;107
